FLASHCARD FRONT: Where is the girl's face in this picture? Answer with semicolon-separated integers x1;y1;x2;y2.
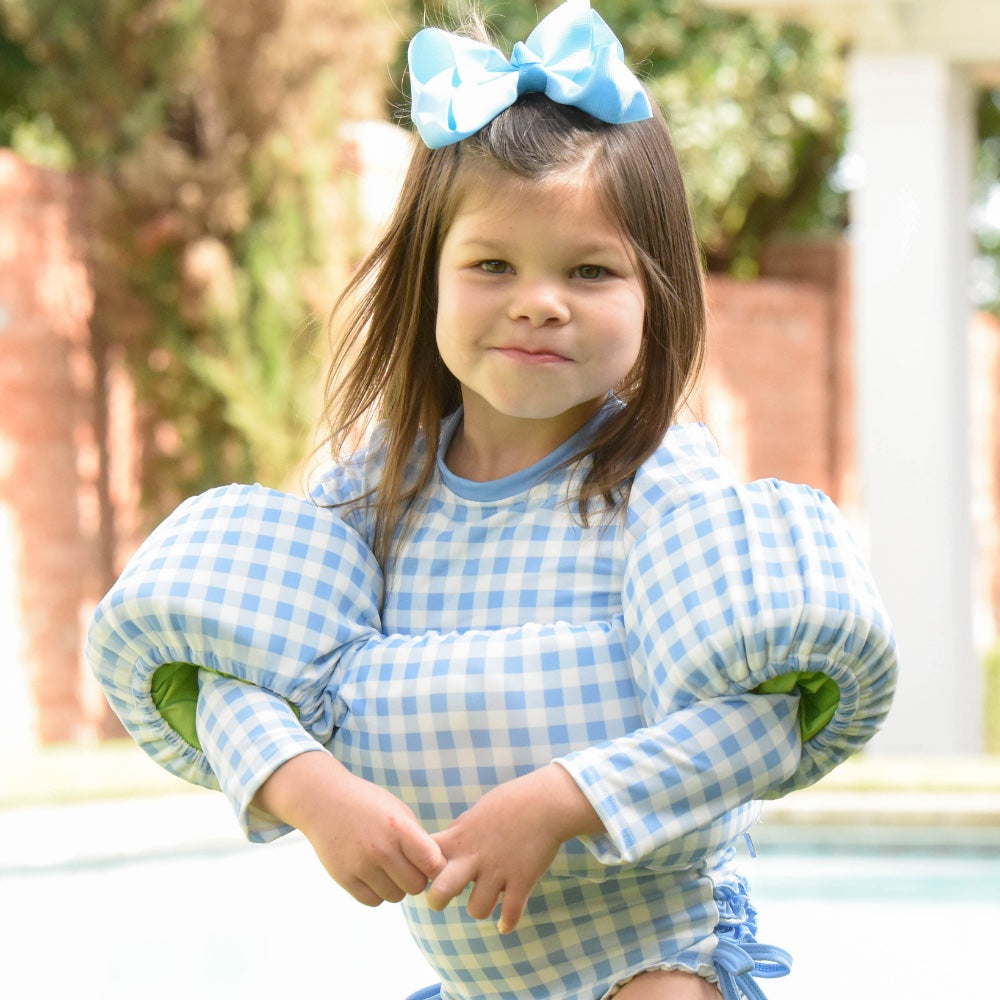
435;167;645;462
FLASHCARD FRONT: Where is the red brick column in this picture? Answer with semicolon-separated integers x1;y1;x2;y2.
0;152;99;744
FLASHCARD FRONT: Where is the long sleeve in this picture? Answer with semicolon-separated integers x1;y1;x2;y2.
556;478;895;867
556;692;801;865
196;670;325;842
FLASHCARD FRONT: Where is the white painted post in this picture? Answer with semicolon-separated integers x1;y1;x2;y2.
848;51;981;751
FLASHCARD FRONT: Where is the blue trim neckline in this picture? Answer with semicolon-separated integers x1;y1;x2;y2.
436;402;619;502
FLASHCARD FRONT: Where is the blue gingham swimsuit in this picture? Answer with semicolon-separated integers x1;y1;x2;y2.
87;403;897;999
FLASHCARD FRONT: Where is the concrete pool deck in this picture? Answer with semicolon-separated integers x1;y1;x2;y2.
758;753;1000;848
2;746;997;1000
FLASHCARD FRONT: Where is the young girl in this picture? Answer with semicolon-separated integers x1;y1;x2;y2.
87;3;897;998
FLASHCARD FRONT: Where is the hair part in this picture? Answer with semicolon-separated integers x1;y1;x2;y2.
319;66;705;571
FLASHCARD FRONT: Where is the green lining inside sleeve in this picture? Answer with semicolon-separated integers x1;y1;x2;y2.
151;662;300;754
754;670;839;742
151;663;205;751
152;662;839;757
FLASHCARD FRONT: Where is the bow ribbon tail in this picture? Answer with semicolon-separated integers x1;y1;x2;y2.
714;940;793;1000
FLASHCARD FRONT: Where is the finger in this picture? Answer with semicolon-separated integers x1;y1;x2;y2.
466;876;503;921
383;854;439;897
344;878;387;908
356;867;409;904
496;885;529;935
425;858;476;911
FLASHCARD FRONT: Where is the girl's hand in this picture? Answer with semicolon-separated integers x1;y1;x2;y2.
253;750;446;906
425;763;605;934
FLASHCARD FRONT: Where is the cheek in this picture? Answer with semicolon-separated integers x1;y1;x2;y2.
602;297;645;369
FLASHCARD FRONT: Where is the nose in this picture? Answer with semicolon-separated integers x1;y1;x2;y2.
509;277;570;327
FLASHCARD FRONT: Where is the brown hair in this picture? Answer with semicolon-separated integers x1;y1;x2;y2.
320;75;705;570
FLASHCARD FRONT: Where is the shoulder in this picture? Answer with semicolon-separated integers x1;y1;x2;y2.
309;436;381;507
625;423;736;534
306;422;434;538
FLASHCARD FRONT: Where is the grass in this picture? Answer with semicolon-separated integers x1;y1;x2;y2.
0;739;208;809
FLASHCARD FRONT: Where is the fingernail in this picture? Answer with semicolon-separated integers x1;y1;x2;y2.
497;917;511;934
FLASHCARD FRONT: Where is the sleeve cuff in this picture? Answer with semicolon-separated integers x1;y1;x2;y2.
196;670;326;842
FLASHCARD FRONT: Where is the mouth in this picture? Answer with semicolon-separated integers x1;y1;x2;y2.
493;346;570;364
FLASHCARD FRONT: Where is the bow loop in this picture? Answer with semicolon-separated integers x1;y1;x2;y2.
408;0;652;148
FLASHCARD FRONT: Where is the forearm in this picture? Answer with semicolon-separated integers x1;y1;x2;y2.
555;692;802;865
251;746;354;831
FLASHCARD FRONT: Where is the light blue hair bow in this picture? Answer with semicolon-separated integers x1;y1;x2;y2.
408;0;653;149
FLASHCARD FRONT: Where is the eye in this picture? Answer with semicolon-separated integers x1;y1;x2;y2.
574;264;608;280
478;259;512;275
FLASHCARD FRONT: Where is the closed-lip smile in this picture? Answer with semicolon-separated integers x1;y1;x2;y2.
494;345;571;363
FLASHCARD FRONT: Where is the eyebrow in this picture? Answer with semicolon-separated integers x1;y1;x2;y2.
449;234;631;259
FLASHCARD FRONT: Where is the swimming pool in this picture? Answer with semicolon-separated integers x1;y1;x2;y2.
1;794;996;999
745;823;1000;999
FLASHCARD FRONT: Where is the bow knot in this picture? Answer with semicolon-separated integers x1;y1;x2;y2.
511;42;548;95
408;0;653;149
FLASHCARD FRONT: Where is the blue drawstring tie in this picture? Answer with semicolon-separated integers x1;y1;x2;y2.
713;939;793;1000
403;987;441;1000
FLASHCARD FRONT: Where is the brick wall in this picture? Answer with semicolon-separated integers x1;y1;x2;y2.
692;240;860;517
0;151;108;747
2;151;999;748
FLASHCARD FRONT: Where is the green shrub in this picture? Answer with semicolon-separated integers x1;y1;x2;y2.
986;644;1000;753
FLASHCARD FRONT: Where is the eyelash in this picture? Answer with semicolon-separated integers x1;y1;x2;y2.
478;259;510;274
476;261;610;280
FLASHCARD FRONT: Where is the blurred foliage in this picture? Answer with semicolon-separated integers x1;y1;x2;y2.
0;0;402;539
410;0;849;274
1;0;997;541
974;89;1000;318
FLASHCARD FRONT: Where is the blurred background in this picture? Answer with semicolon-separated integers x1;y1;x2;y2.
0;1;998;998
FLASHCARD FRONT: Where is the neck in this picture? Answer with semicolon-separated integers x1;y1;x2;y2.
445;402;601;482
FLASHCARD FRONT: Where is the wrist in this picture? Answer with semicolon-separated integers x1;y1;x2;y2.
536;762;606;843
253;749;352;833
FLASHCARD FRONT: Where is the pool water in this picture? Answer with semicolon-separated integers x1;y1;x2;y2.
744;831;1000;999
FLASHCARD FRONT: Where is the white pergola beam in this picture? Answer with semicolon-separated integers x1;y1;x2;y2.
707;0;1000;78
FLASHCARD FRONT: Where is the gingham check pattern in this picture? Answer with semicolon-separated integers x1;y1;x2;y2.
87;413;897;1000
85;483;383;790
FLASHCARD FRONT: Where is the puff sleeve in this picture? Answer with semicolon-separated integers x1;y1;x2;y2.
84;483;382;790
622;479;897;795
555;480;895;864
